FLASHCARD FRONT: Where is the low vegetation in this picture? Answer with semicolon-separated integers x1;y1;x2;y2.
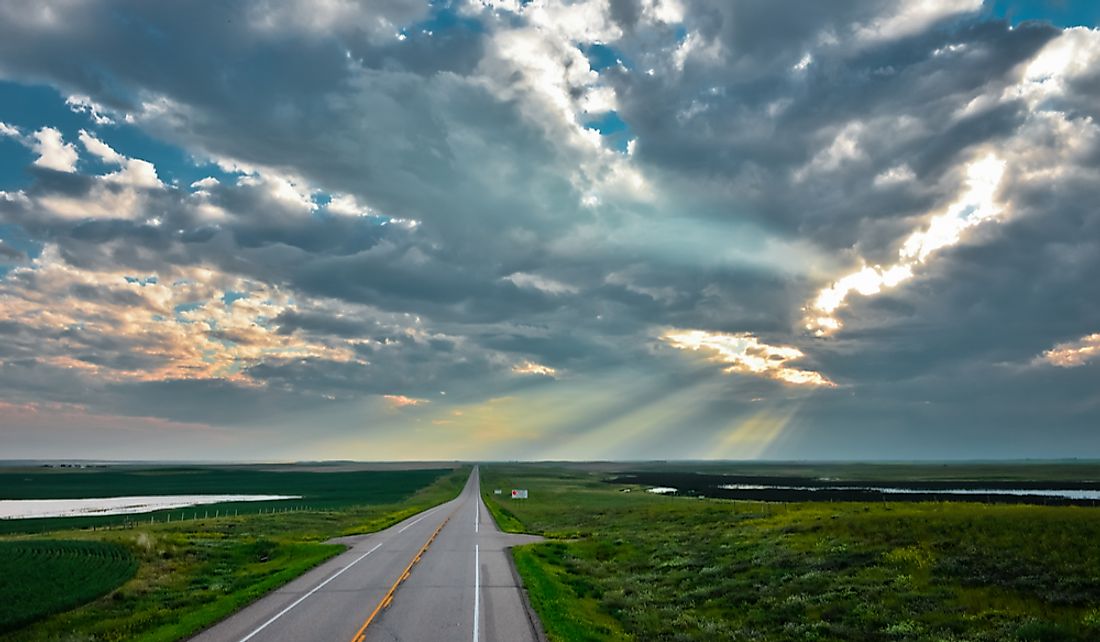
0;465;468;641
0;466;452;535
0;540;137;634
484;465;1100;642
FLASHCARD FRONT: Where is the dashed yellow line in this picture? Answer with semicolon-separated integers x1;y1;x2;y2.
349;513;452;642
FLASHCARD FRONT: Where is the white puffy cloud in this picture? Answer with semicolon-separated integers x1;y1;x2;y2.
78;129;125;164
30;127;78;172
65;95;115;125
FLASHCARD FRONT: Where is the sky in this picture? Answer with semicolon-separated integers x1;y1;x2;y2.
0;0;1098;461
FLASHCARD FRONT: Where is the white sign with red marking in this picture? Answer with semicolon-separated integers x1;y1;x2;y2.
510;489;528;499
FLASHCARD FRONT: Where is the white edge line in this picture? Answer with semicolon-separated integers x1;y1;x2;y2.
238;541;384;642
398;505;441;533
473;543;480;642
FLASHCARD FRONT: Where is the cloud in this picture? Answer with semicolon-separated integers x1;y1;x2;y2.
0;2;1097;458
662;329;834;387
1040;334;1100;368
383;394;429;408
512;361;558;377
65;95;115;125
0;240;27;263
504;272;578;295
30;127;78;172
806;153;1007;335
0;245;359;384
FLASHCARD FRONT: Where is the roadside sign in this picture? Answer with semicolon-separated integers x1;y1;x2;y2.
511;489;528;499
494;489;502;495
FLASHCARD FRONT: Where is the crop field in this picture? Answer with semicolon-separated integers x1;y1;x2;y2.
483;464;1100;642
0;465;468;641
0;465;455;534
0;540;137;634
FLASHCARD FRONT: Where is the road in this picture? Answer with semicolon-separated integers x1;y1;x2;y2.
190;467;544;642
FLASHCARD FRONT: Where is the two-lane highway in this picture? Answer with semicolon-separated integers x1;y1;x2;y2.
190;467;543;642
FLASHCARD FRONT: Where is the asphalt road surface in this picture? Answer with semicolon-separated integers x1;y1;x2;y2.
190;467;544;642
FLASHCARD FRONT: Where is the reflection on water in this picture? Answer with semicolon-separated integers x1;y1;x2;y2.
0;494;301;519
717;484;1100;500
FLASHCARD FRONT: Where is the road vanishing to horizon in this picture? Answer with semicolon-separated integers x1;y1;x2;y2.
5;0;1100;640
189;468;543;642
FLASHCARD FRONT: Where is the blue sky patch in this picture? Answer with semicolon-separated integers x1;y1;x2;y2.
583;43;630;72
222;290;249;306
986;0;1100;27
584;111;632;153
173;302;204;316
0;80;240;191
401;3;484;39
0;223;43;261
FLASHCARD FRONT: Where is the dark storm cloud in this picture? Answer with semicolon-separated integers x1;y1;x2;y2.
612;16;1058;248
0;0;1098;458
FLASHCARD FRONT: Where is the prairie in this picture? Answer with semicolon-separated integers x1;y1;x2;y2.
483;463;1100;642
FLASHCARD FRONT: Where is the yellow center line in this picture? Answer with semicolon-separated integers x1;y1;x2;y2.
348;510;454;642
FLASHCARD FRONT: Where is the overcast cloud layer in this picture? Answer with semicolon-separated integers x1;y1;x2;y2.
0;0;1098;460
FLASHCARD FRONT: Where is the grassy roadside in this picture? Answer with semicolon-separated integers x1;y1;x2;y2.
483;465;1100;642
1;466;469;642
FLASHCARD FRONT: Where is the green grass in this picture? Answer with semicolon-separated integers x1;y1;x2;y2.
512;545;630;642
0;466;468;641
0;466;451;534
0;540;138;634
483;465;1100;642
482;490;525;532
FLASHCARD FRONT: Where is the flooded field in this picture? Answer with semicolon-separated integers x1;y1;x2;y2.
0;495;300;520
613;472;1100;506
717;484;1100;500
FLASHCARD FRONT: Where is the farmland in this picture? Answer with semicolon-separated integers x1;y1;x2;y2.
0;464;468;641
483;463;1100;642
0;465;454;534
0;540;137;634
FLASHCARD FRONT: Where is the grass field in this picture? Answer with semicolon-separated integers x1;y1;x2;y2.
0;465;468;641
0;466;453;534
483;464;1100;642
0;540;137;634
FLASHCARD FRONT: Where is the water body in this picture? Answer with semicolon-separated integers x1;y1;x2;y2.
611;472;1100;506
0;495;301;519
717;484;1100;501
646;487;678;494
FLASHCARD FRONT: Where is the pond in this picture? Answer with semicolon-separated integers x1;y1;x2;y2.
0;495;301;519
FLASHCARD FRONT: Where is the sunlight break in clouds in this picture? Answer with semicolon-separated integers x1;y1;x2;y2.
512;361;557;377
806;154;1007;336
383;394;429;408
1040;334;1100;368
0;246;357;383
662;330;834;387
